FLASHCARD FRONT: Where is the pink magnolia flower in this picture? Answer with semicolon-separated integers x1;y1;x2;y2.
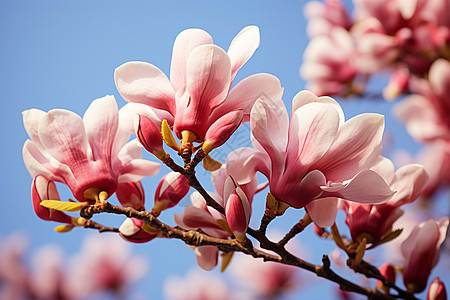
300;27;359;97
153;171;190;216
395;59;450;142
22;95;161;204
230;252;298;299
227;90;394;227
304;0;352;37
428;277;447;300
115;181;145;210
401;217;449;293
343;157;429;244
174;166;265;270
114;26;283;150
164;270;239;300
66;235;147;298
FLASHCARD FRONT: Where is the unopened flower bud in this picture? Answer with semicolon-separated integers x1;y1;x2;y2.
224;179;250;242
377;263;396;293
152;172;190;216
119;218;158;243
202;110;243;153
427;277;447;300
134;114;166;159
31;175;72;224
116;181;145;210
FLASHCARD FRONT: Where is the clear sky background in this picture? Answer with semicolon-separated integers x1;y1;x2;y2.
1;1;448;299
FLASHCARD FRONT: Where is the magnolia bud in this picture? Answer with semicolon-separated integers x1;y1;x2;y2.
116;181;145;210
377;263;396;293
427;277;447;300
119;218;158;243
202;110;243;153
152;172;190;216
134;114;166;159
224;178;250;242
31;175;72;224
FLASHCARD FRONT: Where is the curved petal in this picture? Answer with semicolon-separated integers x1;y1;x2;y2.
370;156;395;184
429;59;450;97
250;100;287;179
114;61;176;114
186;44;231;112
286;102;339;172
313;113;385;181
170;28;213;91
23;140;71;183
195;246;218;271
211;166;228;199
117;159;160;183
174;206;224;233
38;109;90;167
226;147;271;185
321;169;394;204
292;90;344;124
203;110;243;152
83;95;119;161
209;73;284;124
22;109;46;143
389;164;429;206
306;197;339;228
227;25;260;80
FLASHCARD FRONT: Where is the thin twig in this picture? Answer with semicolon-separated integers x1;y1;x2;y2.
83;219;119;233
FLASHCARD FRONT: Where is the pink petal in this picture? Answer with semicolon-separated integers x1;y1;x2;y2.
83;95;119;161
226;147;271;185
116;181;145;210
370;156;395;184
22;140;71;182
306;197;339;228
195;246;218;271
38;109;90;167
114;61;176;114
22;109;46;143
225;188;250;237
389;164;429;206
154;172;190;210
185;44;231;112
321;169;394;204
170;28;213;91
227;25;260;80
203;110;243;152
209;73;284;124
117;159;160;183
134;114;164;155
286;102;339;171
211;166;228;199
174;206;224;233
429;59;450;97
250;100;287;179
313;113;384;181
291;90;344;124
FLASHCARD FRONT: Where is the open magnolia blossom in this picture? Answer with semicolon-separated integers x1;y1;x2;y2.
227;90;394;227
114;25;283;153
342;156;429;245
22;96;162;207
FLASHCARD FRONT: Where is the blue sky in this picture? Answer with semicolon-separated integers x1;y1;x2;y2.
1;1;448;299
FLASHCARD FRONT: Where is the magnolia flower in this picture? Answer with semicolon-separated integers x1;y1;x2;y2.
395;59;450;142
174;166;265;270
66;235;147;298
343;157;429;244
304;0;352;37
300;27;358;96
114;26;283;153
230;252;298;299
119;218;159;244
163;270;237;300
22;95;161;205
401;217;449;293
227;90;394;227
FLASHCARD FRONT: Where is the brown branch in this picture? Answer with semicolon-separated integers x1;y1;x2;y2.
278;220;308;247
83;219;119;233
258;213;275;235
186;174;225;215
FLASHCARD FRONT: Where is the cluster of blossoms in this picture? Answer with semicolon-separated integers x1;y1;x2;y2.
21;23;449;299
0;234;146;300
302;0;450;198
